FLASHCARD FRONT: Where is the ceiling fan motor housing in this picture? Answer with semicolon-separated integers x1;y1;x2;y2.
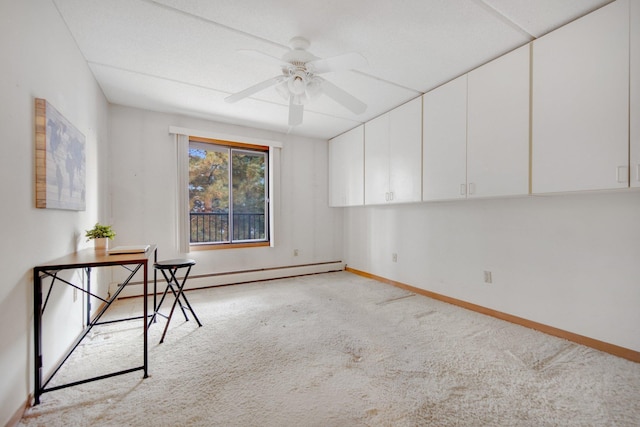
283;37;317;64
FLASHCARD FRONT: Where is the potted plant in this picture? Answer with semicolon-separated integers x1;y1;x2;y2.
85;223;116;250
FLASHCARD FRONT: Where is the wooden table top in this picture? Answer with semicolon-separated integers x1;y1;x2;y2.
35;244;156;270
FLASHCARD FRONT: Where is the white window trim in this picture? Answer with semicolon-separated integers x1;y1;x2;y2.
169;126;283;148
171;128;280;253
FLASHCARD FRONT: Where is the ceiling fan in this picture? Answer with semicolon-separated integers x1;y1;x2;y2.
225;37;368;126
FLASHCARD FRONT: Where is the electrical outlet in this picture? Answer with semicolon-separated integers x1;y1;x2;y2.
392;253;398;262
293;249;299;256
483;271;492;284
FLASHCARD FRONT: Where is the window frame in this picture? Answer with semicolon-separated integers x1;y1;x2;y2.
187;136;270;251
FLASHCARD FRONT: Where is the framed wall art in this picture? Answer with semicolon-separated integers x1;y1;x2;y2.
35;98;86;210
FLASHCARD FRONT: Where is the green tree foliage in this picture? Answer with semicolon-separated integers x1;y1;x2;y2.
189;148;229;213
189;146;266;214
232;151;265;214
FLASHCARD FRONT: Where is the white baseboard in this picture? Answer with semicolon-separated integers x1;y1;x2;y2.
111;261;345;299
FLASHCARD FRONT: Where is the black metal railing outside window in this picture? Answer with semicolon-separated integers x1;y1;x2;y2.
190;212;266;243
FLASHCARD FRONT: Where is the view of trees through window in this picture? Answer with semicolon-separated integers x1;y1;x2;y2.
189;140;267;245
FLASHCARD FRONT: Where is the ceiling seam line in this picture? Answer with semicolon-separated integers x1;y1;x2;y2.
87;61;235;94
350;70;423;95
89;61;364;124
472;0;536;40
142;0;289;51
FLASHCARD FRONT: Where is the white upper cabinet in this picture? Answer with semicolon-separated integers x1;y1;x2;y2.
532;0;630;193
467;43;530;198
631;0;640;188
365;97;422;205
329;125;364;207
364;113;390;205
423;75;468;201
389;98;423;203
422;45;529;201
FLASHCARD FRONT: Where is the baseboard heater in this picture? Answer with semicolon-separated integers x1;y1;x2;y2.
111;261;345;298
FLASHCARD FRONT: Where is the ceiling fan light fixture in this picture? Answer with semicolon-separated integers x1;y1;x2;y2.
305;76;323;100
288;75;307;96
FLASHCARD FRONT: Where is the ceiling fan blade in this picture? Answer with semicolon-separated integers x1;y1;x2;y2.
225;76;283;103
238;49;289;69
319;78;367;114
288;97;304;126
307;52;367;74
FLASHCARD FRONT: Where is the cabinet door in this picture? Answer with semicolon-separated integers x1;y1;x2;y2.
364;113;390;205
632;0;640;188
389;97;422;203
467;44;530;198
329;125;364;207
532;0;629;193
423;75;467;201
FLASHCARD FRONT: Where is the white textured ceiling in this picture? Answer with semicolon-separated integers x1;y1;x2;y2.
53;0;613;140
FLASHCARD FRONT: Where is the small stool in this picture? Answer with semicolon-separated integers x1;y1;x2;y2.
149;259;202;343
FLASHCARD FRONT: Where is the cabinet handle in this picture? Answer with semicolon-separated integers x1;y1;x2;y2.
385;192;389;201
389;191;394;201
468;183;476;195
460;184;466;196
616;166;628;184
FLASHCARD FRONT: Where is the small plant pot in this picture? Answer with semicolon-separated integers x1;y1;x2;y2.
94;238;109;250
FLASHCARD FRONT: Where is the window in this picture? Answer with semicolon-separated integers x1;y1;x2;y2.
188;137;269;248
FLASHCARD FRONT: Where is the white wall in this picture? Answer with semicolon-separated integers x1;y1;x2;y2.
343;191;640;352
108;105;343;282
5;3;635;426
0;1;109;425
0;3;342;420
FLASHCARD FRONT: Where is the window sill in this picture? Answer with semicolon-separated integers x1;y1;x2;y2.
189;241;270;251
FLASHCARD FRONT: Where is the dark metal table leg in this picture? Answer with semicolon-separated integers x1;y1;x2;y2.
33;268;42;405
86;267;92;326
143;260;148;378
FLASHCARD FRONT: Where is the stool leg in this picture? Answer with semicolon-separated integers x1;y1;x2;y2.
172;265;202;327
176;290;202;327
155;264;202;343
167;268;190;322
148;269;177;327
159;288;182;344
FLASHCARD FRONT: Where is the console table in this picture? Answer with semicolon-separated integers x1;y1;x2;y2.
32;244;156;404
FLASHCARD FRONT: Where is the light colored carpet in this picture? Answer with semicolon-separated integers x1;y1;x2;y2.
20;271;640;426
